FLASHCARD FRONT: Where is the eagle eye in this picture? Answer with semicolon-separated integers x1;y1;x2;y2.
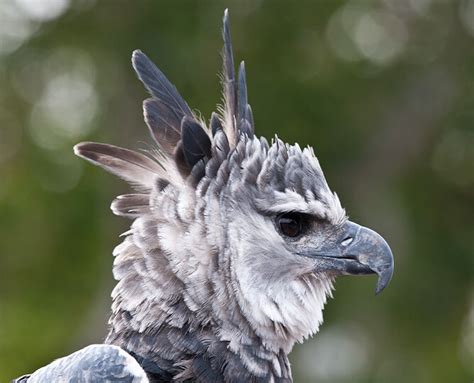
276;213;304;238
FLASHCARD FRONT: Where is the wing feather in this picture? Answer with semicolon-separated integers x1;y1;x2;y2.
17;345;149;383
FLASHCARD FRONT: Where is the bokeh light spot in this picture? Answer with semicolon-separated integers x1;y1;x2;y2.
326;3;408;66
14;0;70;22
28;48;98;150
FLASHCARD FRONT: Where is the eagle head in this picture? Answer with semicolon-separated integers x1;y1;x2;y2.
73;9;393;364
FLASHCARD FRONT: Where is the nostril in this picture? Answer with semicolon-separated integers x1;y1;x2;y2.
341;236;353;246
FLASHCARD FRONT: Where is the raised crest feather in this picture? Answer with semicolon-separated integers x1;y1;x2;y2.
74;142;163;189
143;98;182;155
132;50;193;154
181;117;212;170
222;9;238;146
237;61;254;138
76;10;255;188
111;194;150;218
132;50;193;119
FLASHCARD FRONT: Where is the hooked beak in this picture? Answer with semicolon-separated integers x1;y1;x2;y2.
301;221;394;294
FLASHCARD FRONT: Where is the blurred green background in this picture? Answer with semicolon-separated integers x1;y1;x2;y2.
0;0;473;382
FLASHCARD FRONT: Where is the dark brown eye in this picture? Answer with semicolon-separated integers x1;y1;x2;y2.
277;213;303;238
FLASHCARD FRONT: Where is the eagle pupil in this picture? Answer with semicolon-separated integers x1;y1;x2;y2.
278;213;302;237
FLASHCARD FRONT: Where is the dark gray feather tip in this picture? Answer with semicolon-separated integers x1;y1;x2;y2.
222;8;237;136
222;9;235;84
143;98;182;155
132;50;192;118
237;61;247;120
181;117;212;169
237;61;254;138
210;112;223;136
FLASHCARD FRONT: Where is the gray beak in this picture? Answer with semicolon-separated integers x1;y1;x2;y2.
302;221;394;294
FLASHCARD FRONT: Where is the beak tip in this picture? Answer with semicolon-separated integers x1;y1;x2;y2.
374;283;385;295
374;263;394;295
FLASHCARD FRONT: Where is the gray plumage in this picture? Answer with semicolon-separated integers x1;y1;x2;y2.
15;9;393;383
18;345;148;383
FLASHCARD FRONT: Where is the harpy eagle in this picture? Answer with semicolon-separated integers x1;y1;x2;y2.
15;10;394;383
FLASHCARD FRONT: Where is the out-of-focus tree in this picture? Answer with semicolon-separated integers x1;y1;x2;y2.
0;1;472;382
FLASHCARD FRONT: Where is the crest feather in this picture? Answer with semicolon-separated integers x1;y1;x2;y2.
74;142;163;189
222;9;238;146
143;98;182;156
77;10;256;190
132;50;192;119
221;10;254;146
132;50;193;154
237;61;254;138
111;194;150;217
181;117;212;170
